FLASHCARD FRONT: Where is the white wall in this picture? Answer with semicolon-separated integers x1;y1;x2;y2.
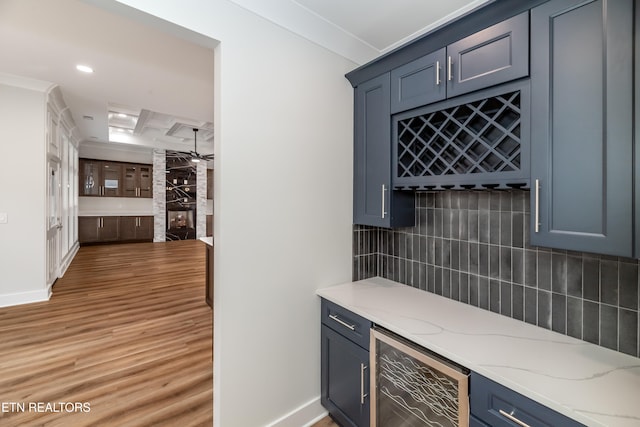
110;1;356;425
0;79;50;306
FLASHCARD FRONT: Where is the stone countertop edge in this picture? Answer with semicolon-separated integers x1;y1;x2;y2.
78;212;154;216
198;237;213;246
316;277;640;427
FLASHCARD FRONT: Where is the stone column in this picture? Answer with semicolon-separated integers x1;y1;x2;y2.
152;149;166;242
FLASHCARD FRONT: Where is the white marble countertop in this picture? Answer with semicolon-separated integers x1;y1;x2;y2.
79;212;154;216
198;237;213;246
317;277;640;427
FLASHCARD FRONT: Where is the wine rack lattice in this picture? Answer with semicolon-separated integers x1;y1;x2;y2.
393;84;530;190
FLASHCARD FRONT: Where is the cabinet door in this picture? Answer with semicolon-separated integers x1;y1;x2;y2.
101;163;122;197
530;0;633;256
321;325;369;427
390;48;446;113
122;165;139;197
138;165;153;198
354;74;414;228
119;216;137;241
80;159;101;196
98;217;119;241
447;11;529;98
137;216;154;240
78;217;99;243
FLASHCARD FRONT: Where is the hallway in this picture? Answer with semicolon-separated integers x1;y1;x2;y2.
0;240;212;426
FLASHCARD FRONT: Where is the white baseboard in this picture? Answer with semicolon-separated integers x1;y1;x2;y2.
266;397;327;427
0;289;51;308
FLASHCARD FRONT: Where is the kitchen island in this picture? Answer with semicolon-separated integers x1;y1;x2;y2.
317;277;640;427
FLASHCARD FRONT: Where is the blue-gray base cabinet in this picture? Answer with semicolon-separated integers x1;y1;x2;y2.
320;299;371;427
470;372;585;427
530;0;634;257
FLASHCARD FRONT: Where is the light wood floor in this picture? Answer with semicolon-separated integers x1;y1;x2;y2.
311;416;339;427
0;240;212;427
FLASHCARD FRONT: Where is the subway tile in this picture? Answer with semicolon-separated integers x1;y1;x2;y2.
427;265;435;293
500;191;511;211
500;212;512;246
399;233;407;259
451;192;460;209
566;256;583;298
434;238;443;266
512;284;524;321
583;257;600;302
418;208;427;235
460;273;470;304
489;191;500;211
500;247;512;282
426;192;436;208
459;192;469;210
459;210;469;241
468;192;479;210
442;269;451;298
451;210;460;240
442;239;451;268
478;277;490;310
412;261;420;289
469;274;479;306
524;249;537;287
524;287;537;325
478;192;490;211
600;260;619;306
451;240;460;270
537;251;552;291
512;212;524;248
478;244;489;277
427;208;435;236
600;304;618;351
512;248;524;285
434;209;443;237
434;267;443;295
468;210;479;243
512;190;525;212
567;296;583;340
500;282;512;317
489;212;500;245
419;236;427;264
583;300;600;345
552;252;567;294
459;242;469;273
490;280;501;314
451;271;460;301
443;209;452;239
418;263;427;291
619;262;638;310
619;309;638;357
427;237;435;265
537;290;552;330
478;211;490;243
435;192;444;208
552;293;567;334
469;242;479;275
489;245;500;279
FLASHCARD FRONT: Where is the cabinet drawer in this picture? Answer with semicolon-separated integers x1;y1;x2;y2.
470;372;584;427
321;299;371;350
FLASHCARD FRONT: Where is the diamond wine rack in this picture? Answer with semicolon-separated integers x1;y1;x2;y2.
393;82;530;190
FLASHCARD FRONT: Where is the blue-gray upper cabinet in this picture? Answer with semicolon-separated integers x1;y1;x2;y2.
390;12;529;115
530;0;633;257
390;48;446;114
447;11;529;99
354;73;414;227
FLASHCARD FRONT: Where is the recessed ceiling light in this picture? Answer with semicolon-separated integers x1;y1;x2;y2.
76;64;94;73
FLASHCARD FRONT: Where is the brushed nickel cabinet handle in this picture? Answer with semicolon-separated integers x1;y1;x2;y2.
328;314;355;331
499;409;531;427
381;185;387;219
436;60;441;85
360;363;368;404
534;179;540;233
447;56;453;81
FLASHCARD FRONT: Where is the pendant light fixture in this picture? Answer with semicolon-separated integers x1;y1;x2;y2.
190;128;214;163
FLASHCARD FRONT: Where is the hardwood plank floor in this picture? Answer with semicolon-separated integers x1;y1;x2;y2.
0;240;212;427
310;416;339;427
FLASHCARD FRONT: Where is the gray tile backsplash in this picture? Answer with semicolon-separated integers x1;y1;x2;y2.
353;190;640;358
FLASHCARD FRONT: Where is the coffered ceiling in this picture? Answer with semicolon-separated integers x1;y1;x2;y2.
0;0;487;153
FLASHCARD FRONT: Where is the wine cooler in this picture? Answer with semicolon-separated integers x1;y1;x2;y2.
370;327;470;427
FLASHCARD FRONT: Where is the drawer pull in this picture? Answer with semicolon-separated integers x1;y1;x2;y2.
328;314;356;331
499;409;531;427
360;363;368;404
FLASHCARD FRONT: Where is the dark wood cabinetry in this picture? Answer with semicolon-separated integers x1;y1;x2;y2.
78;216;119;243
80;159;152;198
119;216;153;241
123;164;152;198
321;299;371;427
530;0;633;257
79;216;153;244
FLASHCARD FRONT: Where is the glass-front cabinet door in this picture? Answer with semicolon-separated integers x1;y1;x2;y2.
80;159;101;196
102;163;122;197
